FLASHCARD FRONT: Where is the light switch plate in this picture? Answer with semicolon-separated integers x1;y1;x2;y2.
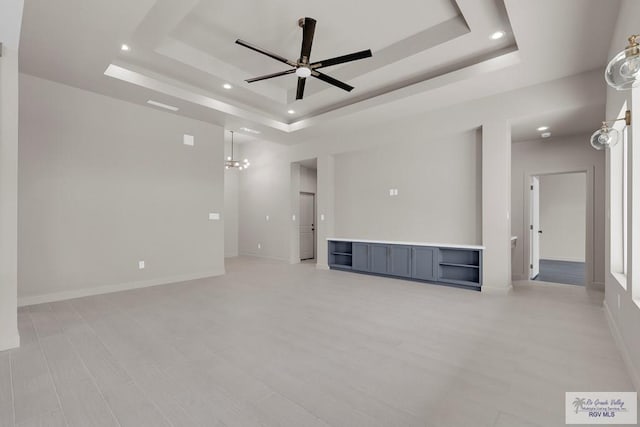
266;215;270;221
209;212;220;220
138;260;145;269
389;189;394;196
320;214;325;221
292;214;296;221
183;134;194;146
257;243;262;249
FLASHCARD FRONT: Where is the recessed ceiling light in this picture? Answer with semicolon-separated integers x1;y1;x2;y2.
537;126;549;131
541;132;552;138
223;83;232;90
490;31;505;40
146;100;179;111
121;44;130;51
240;127;261;134
287;109;295;115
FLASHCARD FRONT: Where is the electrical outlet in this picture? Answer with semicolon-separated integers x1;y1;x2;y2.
209;212;220;220
138;260;145;269
257;243;262;249
183;134;194;146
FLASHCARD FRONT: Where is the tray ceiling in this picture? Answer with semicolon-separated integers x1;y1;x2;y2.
19;0;619;143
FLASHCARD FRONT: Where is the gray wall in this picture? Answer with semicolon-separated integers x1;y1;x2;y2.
18;74;225;304
238;139;291;261
511;135;605;285
539;173;586;262
224;136;239;258
299;165;317;194
237;129;482;264
0;12;22;350
334;130;482;244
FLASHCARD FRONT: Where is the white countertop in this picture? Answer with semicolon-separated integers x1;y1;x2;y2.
327;238;484;250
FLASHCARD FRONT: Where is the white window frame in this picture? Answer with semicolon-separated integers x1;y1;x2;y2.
610;103;629;289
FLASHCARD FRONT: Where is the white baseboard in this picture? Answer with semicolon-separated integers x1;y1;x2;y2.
589;281;605;291
0;328;19;352
18;270;225;307
540;257;585;263
481;283;513;295
239;252;288;263
604;301;640;392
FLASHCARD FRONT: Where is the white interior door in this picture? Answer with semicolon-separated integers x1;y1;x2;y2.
299;193;315;260
530;176;540;279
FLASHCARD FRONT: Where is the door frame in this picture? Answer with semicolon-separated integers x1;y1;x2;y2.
299;191;316;260
289;160;319;265
523;169;592;287
530;176;540;279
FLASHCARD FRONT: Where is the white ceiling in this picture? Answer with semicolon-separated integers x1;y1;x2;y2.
19;0;620;144
511;103;605;143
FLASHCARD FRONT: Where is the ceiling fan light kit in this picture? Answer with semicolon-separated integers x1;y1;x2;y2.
235;17;372;100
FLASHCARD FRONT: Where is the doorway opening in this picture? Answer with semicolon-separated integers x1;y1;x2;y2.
299;192;316;261
529;172;587;286
290;158;317;264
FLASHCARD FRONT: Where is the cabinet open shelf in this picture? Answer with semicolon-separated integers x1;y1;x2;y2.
330;264;352;271
439;262;479;269
328;241;353;269
437;278;481;288
439;248;480;266
438;263;480;286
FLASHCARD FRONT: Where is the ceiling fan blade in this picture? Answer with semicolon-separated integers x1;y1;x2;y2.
296;77;306;100
236;39;297;67
299;17;316;63
310;49;372;69
246;69;296;83
312;71;354;92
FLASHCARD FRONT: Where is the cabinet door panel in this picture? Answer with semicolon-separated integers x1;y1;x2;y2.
389;246;412;278
352;243;370;272
369;244;389;274
412;247;437;281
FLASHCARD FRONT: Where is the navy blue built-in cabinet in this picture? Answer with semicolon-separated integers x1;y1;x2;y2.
328;239;483;291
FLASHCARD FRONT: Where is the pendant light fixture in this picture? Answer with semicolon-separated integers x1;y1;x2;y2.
605;34;640;90
225;131;250;170
589;110;631;150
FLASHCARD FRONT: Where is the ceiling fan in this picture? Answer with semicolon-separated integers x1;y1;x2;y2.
235;17;372;100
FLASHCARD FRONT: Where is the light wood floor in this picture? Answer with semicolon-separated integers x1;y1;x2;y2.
1;257;634;427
